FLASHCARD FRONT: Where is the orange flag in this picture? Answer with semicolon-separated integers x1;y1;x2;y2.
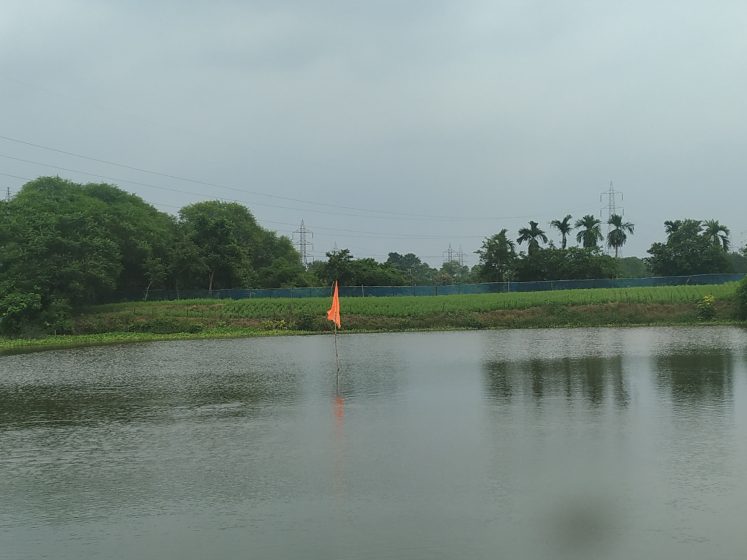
326;281;341;328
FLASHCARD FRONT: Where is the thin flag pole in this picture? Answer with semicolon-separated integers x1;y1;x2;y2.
327;280;342;393
333;323;341;392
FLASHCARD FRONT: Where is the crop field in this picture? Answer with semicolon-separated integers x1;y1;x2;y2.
87;283;738;322
2;282;740;354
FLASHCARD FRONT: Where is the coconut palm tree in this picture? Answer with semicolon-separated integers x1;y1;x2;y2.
702;219;730;251
574;214;603;249
476;228;516;282
664;219;684;236
550;214;573;250
606;214;635;258
516;221;548;256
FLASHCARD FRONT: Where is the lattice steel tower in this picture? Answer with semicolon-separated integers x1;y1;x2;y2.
293;220;314;267
600;181;624;245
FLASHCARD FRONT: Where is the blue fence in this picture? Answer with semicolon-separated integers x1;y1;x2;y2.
136;273;746;302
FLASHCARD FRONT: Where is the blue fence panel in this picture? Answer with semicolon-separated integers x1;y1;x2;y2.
129;272;745;302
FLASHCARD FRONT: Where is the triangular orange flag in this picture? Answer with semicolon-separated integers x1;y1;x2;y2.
326;281;341;328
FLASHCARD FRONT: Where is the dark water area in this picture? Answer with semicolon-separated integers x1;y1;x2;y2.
1;327;747;559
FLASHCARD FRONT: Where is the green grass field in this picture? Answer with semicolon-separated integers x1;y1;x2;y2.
82;283;736;321
2;283;741;355
89;283;738;318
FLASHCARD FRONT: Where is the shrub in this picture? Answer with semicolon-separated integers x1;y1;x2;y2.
696;294;716;320
0;291;43;336
736;277;747;320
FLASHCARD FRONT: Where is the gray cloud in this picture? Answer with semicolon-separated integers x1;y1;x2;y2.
2;0;747;264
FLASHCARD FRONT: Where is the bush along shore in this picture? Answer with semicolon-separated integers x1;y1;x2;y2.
2;282;746;356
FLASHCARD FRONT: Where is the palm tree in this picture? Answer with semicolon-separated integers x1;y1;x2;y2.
476;228;516;282
703;219;730;251
550;214;573;250
664;220;684;236
516;221;548;256
574;214;603;249
606;214;635;258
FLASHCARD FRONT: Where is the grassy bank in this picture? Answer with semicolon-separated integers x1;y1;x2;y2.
1;283;743;355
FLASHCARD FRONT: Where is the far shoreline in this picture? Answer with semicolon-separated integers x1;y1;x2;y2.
2;315;743;357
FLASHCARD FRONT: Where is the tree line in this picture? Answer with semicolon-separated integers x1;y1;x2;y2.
1;177;745;334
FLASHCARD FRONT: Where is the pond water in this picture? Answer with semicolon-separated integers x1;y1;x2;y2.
1;327;747;559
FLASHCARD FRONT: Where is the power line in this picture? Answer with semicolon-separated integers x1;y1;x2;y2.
0;167;508;244
0;133;591;223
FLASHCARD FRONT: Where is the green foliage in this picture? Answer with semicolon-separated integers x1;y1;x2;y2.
647;219;731;276
475;229;516;282
176;200;306;290
318;249;355;284
83;182;176;294
617;257;651;278
550;215;573;250
702;219;730;251
385;252;436;284
0;291;43;335
695;294;716;320
0;177;311;334
575;215;603;249
606;214;634;258
1;177;123;306
315;249;413;286
726;251;747;273
736;277;747;320
436;261;474;285
513;247;618;282
516;221;548;256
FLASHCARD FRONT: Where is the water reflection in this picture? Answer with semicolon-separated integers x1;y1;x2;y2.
1;329;747;560
655;350;734;405
0;369;301;429
483;355;627;408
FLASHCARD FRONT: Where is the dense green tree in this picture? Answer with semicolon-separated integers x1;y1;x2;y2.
550;214;573;250
606;214;635;258
475;229;516;282
737;276;747;320
575;215;603;249
179;204;250;291
0;177;310;333
83;182;176;295
516;221;548;256
513;247;618;282
318;249;355;285
351;258;406;286
702;219;730;251
0;177;124;333
253;232;307;288
436;260;473;285
177;201;305;290
385;252;436;284
664;220;683;235
646;219;731;276
617;256;651;278
1;177;122;305
727;251;747;273
315;249;410;286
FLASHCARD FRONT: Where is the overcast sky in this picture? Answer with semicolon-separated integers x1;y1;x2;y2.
2;0;746;266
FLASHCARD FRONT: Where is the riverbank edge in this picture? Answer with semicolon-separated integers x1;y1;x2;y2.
2;308;744;356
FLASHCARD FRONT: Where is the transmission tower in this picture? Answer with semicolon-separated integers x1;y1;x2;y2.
292;219;314;267
456;245;465;267
443;244;459;265
600;181;624;250
5;187;10;202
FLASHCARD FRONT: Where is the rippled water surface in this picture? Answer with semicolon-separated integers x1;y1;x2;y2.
2;327;747;559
